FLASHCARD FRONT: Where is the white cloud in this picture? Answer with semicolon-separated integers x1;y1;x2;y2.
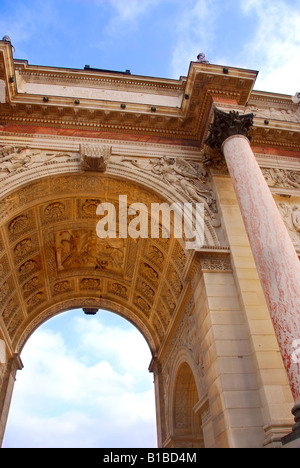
109;0;159;22
167;0;300;92
2;311;157;448
96;0;162;37
240;0;300;94
170;0;217;78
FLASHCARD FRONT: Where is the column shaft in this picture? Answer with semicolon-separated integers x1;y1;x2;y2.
222;134;300;405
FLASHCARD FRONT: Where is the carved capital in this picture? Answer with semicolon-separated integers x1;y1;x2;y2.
205;108;254;150
80;144;111;172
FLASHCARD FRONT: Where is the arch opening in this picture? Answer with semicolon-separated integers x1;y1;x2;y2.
0;170;212;449
2;308;157;448
171;362;204;448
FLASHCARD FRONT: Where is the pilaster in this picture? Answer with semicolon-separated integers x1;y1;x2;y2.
0;353;23;447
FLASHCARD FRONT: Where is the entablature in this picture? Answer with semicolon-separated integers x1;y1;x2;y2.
1;39;299;153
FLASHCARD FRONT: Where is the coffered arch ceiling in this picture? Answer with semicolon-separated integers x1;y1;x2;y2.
0;170;222;358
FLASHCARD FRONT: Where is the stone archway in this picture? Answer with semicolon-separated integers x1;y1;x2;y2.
0;170;211;355
0;145;296;448
0;161;221;446
169;359;204;448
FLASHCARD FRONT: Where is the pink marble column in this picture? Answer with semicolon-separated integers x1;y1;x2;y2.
205;109;300;431
222;134;300;406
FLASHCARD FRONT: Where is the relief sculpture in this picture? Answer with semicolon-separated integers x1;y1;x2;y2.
261;167;300;190
0;146;73;181
121;155;220;227
54;229;125;274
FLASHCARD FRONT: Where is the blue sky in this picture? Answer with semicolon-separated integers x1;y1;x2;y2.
1;0;300;449
0;0;299;93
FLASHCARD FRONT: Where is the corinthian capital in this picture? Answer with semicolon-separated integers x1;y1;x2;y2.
205;108;254;150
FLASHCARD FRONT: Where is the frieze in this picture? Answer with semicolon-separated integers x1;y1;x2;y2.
200;257;232;272
247;103;300;123
121;155;221;228
261;167;300;190
0;146;74;182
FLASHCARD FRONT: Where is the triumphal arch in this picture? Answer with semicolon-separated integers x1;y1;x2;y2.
0;38;300;448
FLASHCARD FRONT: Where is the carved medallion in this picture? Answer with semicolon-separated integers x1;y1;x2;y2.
14;239;32;258
108;282;128;299
44;202;65;220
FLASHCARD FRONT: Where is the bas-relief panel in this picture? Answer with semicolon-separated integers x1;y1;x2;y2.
54;230;125;274
260;167;300;251
0;146;74;181
247;104;300;123
119;155;221;228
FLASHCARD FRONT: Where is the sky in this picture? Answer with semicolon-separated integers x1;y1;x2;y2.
0;0;299;94
1;0;300;449
3;309;157;448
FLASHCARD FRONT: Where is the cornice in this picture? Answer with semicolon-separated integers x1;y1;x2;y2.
250;121;300;151
14;59;185;95
1;41;299;152
249;90;297;107
0;130;201;156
